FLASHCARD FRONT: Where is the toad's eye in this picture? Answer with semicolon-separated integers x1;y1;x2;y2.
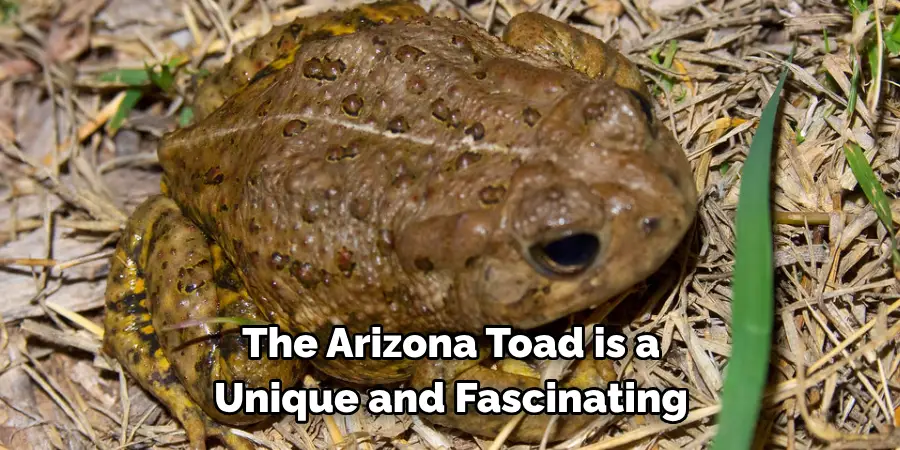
628;88;654;124
527;232;600;277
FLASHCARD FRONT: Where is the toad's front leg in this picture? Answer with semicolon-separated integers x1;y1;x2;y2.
410;351;617;443
104;195;303;450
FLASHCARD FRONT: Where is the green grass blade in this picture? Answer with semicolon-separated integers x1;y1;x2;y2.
0;0;18;22
710;50;794;450
178;106;194;127
843;142;900;270
848;51;861;115
108;88;143;134
159;316;270;332
98;68;151;86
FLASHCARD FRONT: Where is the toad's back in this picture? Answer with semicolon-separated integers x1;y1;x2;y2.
158;13;695;337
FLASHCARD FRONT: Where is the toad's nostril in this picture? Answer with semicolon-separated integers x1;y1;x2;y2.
528;232;600;277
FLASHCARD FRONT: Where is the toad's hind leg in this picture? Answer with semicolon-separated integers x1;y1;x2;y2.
411;352;617;443
104;195;303;450
502;12;650;97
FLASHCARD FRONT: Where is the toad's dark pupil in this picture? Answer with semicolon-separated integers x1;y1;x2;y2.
529;232;600;276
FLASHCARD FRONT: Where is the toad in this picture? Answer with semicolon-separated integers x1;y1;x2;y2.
103;1;696;448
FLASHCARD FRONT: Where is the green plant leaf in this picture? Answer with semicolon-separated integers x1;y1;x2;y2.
848;0;869;17
710;48;794;450
146;61;176;92
886;17;900;54
843;142;900;270
98;68;151;86
178;106;194;127
99;57;186;87
848;52;861;115
0;0;17;22
867;37;882;78
108;88;143;134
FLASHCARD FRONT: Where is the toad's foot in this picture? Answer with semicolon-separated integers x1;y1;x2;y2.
103;195;303;450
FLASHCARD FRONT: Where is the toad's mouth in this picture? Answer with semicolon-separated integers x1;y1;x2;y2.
526;231;601;278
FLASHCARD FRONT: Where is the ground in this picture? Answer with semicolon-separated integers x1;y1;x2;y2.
0;0;898;449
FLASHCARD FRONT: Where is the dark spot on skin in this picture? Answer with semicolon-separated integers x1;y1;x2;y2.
283;120;307;136
414;257;434;272
290;261;320;288
478;185;506;205
465;122;485;140
394;45;425;62
326;146;343;162
583;103;607;123
249;219;261;234
387;116;409;133
377;229;394;253
343;140;360;158
350;198;370;220
326;141;360;162
248;65;277;85
256;99;272;118
451;35;470;48
473;70;486;80
289;23;303;38
204;167;224;185
341;94;364;116
302;58;324;79
455;151;482;170
323;58;346;80
336;247;356;277
641;217;660;234
219;203;229;212
406;75;427;95
302;198;322;222
215;265;242;291
431;98;449;122
465;256;478;268
120;291;148;316
523;107;541;126
271;252;288;270
372;35;387;46
448;109;462;128
354;15;377;29
161;261;168;270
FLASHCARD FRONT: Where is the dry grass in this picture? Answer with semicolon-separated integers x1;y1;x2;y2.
0;0;898;448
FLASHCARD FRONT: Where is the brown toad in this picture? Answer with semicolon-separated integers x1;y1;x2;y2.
103;1;696;448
